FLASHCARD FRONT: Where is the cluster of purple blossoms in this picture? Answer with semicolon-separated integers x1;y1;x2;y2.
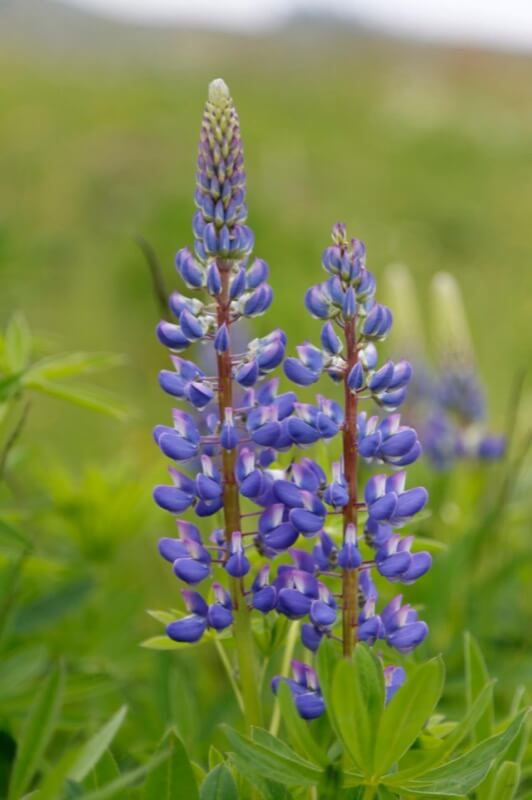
270;224;430;715
153;79;431;722
405;360;506;470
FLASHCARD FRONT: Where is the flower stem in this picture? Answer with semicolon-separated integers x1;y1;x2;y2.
362;785;377;800
214;638;244;714
269;621;300;735
216;260;262;730
342;317;359;658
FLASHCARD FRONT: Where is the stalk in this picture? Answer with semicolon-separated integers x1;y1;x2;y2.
216;259;262;729
341;317;359;658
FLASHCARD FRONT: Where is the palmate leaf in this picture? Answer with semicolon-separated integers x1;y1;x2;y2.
389;683;495;783
331;643;385;775
223;725;323;787
393;710;528;797
8;663;65;800
373;657;445;778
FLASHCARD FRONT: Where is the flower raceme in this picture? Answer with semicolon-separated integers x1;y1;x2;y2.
152;79;431;722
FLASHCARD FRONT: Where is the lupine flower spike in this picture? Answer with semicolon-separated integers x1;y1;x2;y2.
154;79;432;725
271;223;431;709
153;78;299;729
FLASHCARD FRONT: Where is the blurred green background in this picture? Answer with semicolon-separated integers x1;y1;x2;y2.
0;0;531;791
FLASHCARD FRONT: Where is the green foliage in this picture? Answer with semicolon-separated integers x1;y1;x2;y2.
331;644;384;774
200;763;238;800
374;657;445;776
144;730;199;800
221;639;529;799
8;664;65;800
0;313;128;424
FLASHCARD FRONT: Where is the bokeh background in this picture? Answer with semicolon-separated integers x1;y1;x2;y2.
1;0;531;787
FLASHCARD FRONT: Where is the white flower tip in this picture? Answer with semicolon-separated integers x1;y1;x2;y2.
208;78;230;106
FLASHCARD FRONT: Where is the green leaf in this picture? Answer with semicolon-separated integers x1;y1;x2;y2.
0;372;23;402
81;747;171;800
15;578;93;634
8;663;65;800
84;750;121;792
5;313;31;372
389;683;495;782
33;749;81;800
68;706;128;783
0;646;48;700
487;760;520;800
140;636;195;650
146;610;177;626
464;633;493;743
200;764;238;800
0;518;31;550
373;657;445;777
223;725;322;787
144;730;199;800
332;644;385;775
278;682;329;766
208;746;224;771
395;711;528;797
316;638;342;740
25;352;125;382
24;379;130;420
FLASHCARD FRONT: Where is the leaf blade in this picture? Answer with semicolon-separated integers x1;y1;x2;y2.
68;706;128;783
8;663;65;800
373;657;445;777
200;764;238;800
144;730;199;800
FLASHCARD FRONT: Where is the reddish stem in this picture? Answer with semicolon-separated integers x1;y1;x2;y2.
342;316;359;657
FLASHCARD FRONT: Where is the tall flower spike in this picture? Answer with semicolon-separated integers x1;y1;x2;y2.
281;224;430;668
154;79;292;731
154;80;435;728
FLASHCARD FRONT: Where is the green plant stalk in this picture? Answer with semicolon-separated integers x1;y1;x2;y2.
214;639;244;714
269;621;300;735
342;317;359;658
362;785;377;800
216;261;262;731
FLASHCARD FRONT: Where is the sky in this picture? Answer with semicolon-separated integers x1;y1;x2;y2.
61;0;532;51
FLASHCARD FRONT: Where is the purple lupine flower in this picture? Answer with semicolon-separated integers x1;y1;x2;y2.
281;224;431;670
154;81;437;727
384;665;406;703
272;661;325;720
154;80;297;653
166;587;233;643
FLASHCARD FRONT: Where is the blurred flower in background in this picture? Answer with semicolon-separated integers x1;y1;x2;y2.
385;266;505;470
